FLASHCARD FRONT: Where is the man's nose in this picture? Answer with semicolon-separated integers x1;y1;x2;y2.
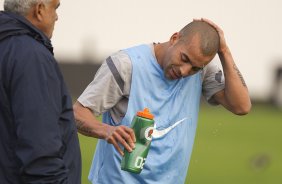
180;64;192;77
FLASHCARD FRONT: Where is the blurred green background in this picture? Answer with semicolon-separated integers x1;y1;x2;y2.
78;103;282;184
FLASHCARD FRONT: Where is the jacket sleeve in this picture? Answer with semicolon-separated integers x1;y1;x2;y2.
10;49;69;183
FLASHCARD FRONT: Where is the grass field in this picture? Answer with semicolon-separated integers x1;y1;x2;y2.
78;103;282;184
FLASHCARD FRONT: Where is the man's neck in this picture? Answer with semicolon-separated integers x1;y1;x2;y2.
154;42;169;69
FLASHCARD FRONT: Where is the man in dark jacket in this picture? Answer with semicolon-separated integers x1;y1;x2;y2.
0;0;81;183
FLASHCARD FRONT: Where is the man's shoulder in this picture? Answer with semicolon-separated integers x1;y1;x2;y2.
110;50;132;67
106;50;133;78
1;35;56;71
202;57;222;77
2;34;51;55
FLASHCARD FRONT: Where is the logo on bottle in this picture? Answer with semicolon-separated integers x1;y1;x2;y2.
134;156;146;169
144;127;154;141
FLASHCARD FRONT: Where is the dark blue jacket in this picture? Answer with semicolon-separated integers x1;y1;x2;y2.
0;11;81;183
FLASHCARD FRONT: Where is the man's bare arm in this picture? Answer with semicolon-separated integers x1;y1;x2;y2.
73;101;135;156
202;18;251;115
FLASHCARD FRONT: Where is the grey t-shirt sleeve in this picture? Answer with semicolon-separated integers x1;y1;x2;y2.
202;57;225;105
77;51;132;118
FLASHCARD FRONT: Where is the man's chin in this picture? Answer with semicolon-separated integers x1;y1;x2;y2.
164;74;175;81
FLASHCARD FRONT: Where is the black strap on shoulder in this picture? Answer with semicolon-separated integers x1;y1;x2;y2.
106;56;124;92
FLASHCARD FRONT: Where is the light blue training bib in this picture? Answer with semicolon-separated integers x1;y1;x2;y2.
89;44;202;184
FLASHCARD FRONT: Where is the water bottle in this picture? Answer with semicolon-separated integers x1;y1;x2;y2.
121;108;155;174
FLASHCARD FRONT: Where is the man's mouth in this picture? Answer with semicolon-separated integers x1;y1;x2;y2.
170;66;181;80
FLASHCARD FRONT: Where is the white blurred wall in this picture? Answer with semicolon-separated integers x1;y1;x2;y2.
1;0;282;100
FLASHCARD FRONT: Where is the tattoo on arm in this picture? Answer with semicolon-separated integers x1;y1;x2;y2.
75;119;92;136
233;64;247;87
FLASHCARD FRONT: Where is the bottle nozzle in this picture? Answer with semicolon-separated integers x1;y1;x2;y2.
137;108;154;119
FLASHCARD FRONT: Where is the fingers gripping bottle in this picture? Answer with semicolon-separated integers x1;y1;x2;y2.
121;108;154;174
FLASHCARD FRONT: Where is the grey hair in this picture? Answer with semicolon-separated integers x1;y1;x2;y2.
4;0;51;16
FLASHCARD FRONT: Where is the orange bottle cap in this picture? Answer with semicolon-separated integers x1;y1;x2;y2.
137;108;154;120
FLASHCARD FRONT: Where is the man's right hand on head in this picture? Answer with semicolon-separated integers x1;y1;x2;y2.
104;125;136;156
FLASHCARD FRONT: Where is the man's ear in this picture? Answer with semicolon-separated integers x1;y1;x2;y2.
169;32;180;45
33;2;46;21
